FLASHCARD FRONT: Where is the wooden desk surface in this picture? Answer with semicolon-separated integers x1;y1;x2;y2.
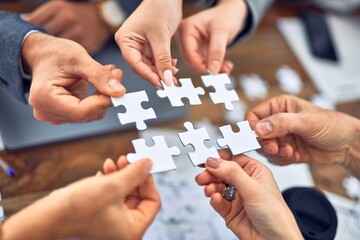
1;1;359;216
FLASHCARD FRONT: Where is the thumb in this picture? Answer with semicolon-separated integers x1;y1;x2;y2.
255;113;311;139
107;158;153;197
151;37;174;86
205;157;255;198
207;27;228;75
74;53;126;98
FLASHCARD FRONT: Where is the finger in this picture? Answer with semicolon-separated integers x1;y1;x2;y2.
179;22;207;74
254;112;315;139
122;48;162;88
150;35;174;86
204;183;226;197
105;64;117;71
207;27;228;74
48;93;111;122
117;155;129;170
25;2;57;25
107;158;153;197
135;175;161;220
43;12;67;36
260;139;280;155
210;192;231;218
69;53;126;98
220;60;234;74
195;170;222;186
205;157;258;198
218;149;233;160
33;108;68;123
103;158;117;174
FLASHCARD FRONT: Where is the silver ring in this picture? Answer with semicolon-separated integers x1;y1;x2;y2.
223;184;236;202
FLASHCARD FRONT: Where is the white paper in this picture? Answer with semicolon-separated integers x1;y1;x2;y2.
277;15;360;103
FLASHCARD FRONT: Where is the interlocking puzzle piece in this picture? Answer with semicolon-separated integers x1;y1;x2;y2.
217;121;261;155
127;136;180;174
201;73;240;111
156;78;205;106
178;121;220;166
111;90;157;131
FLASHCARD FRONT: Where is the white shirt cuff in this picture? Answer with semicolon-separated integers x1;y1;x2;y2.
20;30;40;80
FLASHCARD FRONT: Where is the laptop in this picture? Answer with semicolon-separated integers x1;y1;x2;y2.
0;41;187;150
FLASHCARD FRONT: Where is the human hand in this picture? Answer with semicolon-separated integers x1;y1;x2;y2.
196;150;302;240
115;0;182;88
22;32;125;124
24;0;111;54
3;157;160;240
176;0;247;75
245;95;360;172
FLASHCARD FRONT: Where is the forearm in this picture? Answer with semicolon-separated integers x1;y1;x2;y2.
229;0;274;45
0;11;43;102
3;194;70;240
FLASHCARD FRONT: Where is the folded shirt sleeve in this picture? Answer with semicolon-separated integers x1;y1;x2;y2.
0;11;43;102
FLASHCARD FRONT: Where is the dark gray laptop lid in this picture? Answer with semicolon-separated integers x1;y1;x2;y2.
0;41;187;150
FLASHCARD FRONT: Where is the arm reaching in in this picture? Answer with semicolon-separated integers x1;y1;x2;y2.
176;0;248;74
3;157;160;240
245;94;360;179
22;32;125;124
25;0;112;54
115;0;182;88
196;149;302;240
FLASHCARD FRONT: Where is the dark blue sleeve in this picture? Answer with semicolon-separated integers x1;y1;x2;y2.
117;0;142;16
0;11;43;102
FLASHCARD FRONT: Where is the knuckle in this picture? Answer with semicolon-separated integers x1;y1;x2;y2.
155;53;172;67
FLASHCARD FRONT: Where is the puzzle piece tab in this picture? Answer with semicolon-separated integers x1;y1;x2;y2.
111;90;157;131
157;78;205;106
178;121;219;166
127;136;180;174
201;73;240;111
217;121;261;155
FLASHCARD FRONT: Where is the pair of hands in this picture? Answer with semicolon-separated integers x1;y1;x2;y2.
246;95;360;178
22;0;248;124
196;94;360;238
3;156;160;240
196;149;303;239
116;0;247;86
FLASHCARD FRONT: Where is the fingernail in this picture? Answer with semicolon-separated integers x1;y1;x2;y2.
206;157;220;169
262;144;274;154
174;67;179;75
163;69;173;86
172;58;178;66
209;60;221;75
108;79;125;92
256;122;272;136
142;158;153;171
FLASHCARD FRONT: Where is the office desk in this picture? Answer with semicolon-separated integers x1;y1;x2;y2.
1;2;359;216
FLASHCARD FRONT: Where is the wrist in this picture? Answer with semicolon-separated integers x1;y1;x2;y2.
21;32;50;75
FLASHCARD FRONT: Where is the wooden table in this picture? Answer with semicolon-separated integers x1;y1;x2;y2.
1;1;359;216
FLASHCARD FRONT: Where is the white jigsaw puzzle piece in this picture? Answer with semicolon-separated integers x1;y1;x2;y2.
156;78;205;106
178;121;220;166
111;90;157;131
217;121;261;155
127;136;180;174
201;73;239;111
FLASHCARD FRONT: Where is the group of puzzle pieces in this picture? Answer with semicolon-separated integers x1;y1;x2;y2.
111;74;261;174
